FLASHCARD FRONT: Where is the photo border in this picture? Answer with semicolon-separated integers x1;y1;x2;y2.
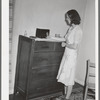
1;0;99;100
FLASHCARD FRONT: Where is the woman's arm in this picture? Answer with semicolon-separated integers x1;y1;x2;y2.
61;36;78;49
61;42;78;49
65;30;82;50
65;42;78;50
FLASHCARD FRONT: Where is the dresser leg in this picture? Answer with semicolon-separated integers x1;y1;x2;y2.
13;91;19;100
13;87;19;95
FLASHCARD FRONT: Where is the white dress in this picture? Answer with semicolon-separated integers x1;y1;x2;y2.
57;25;82;86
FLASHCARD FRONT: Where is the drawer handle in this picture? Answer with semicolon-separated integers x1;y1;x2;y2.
37;87;42;90
31;68;37;73
41;45;49;49
39;58;48;61
32;67;35;70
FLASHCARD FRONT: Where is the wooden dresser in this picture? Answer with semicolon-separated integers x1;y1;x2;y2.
14;35;65;100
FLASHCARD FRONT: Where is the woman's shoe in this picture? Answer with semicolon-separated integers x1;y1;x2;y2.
58;95;70;100
55;97;61;100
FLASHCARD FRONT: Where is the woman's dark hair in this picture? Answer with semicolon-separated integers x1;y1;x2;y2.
66;9;81;25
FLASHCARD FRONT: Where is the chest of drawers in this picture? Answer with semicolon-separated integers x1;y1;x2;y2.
14;35;65;100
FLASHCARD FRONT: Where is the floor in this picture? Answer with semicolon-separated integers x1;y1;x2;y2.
9;83;84;100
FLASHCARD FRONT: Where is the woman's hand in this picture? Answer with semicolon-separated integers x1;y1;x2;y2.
65;37;70;44
61;38;69;47
61;42;66;47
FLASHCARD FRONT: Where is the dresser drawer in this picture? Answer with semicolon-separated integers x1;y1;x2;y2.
34;41;54;51
28;79;64;96
30;65;59;80
31;52;63;67
55;42;65;51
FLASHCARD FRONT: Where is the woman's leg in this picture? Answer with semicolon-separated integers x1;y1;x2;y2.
65;85;73;99
64;86;67;95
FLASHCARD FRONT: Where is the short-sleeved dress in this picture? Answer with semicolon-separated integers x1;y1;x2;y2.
57;25;82;86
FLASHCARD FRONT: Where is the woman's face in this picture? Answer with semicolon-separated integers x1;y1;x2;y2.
65;14;71;26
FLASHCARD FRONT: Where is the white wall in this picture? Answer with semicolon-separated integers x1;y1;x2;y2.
10;0;95;94
75;0;95;85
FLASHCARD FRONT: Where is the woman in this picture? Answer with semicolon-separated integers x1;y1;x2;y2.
56;9;82;100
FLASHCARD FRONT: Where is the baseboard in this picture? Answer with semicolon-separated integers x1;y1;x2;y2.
75;79;84;86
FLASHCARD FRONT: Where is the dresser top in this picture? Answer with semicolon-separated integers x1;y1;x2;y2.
35;37;65;42
19;35;65;42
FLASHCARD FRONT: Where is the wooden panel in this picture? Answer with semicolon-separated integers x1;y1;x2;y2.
31;52;63;67
30;65;59;80
17;39;31;91
34;41;54;51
